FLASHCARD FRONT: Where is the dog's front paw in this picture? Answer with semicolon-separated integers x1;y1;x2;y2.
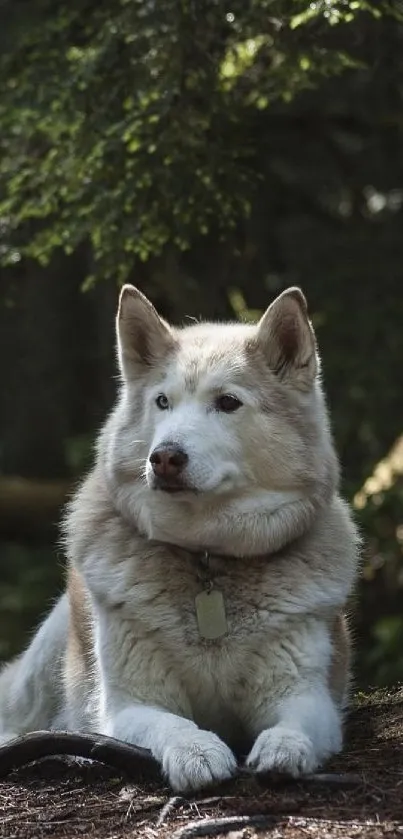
162;730;237;792
246;726;318;777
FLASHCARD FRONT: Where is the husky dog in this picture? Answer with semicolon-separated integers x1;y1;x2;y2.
0;286;359;792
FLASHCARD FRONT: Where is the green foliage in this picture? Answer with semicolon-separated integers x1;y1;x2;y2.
355;477;403;687
0;0;397;280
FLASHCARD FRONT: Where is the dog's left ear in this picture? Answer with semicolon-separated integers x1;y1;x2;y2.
256;287;318;390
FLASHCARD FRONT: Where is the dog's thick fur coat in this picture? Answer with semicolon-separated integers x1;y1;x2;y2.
0;286;359;791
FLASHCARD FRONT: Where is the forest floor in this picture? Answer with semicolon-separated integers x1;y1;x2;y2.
0;689;402;839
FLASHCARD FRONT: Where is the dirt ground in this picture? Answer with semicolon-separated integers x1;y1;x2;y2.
0;689;402;839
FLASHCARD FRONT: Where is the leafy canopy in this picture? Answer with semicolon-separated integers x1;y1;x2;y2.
0;0;396;282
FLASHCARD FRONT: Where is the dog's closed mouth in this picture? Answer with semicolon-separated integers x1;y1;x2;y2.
157;485;186;493
152;480;195;494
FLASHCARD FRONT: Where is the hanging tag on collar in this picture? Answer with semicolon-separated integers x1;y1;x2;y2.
195;587;228;640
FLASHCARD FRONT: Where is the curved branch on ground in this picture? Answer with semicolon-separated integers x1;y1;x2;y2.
0;730;161;780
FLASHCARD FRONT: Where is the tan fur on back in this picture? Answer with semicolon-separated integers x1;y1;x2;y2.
329;614;351;705
66;567;93;677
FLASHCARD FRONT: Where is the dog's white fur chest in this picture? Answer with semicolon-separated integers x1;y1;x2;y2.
85;533;344;753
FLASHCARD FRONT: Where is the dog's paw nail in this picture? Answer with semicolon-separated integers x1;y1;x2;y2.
246;726;318;777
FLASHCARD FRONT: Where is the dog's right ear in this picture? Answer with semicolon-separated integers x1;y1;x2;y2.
117;285;177;378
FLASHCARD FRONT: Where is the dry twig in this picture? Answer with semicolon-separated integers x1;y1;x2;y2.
156;795;185;826
172;814;279;839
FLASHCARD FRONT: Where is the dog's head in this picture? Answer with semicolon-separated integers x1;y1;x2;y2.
101;286;338;555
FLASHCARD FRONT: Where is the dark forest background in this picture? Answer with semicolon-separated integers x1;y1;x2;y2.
0;0;402;688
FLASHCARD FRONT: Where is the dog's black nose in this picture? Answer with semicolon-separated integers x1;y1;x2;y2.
149;445;188;479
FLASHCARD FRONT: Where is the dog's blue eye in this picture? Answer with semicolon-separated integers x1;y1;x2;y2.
156;393;170;410
215;394;243;413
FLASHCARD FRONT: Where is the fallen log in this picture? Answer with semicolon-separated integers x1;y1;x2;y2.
0;476;71;540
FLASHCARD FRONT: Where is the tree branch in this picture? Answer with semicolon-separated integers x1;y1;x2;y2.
0;730;160;780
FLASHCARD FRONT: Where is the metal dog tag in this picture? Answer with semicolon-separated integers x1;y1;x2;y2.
195;589;228;640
